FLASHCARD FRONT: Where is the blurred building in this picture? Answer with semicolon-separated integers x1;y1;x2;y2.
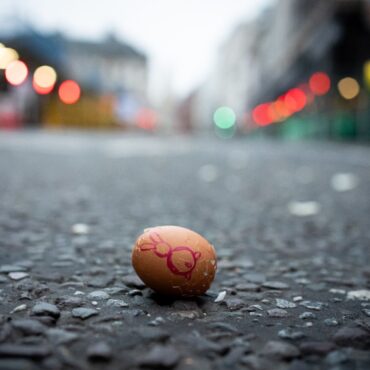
183;21;260;132
0;19;149;129
249;0;370;105
62;34;147;98
182;0;370;140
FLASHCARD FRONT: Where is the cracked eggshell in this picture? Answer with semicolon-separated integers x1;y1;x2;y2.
132;225;217;297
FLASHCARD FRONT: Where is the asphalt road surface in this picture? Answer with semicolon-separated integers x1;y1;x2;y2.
0;131;369;370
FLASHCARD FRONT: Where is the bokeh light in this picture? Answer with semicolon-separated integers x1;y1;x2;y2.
274;96;293;119
337;77;360;100
252;103;273;126
34;66;57;88
213;106;236;129
0;47;19;69
364;61;370;89
284;88;306;112
136;108;157;130
33;80;54;95
5;60;28;86
58;80;81;104
309;72;331;95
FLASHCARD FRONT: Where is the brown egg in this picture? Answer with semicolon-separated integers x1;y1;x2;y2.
132;226;217;297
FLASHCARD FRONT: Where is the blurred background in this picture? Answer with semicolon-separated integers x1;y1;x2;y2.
0;0;369;140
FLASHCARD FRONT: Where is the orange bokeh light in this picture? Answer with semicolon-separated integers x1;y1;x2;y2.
309;72;330;96
5;60;28;86
271;96;293;120
58;80;81;104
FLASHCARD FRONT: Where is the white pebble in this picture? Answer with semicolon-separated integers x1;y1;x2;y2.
288;201;320;216
74;291;85;296
214;291;227;303
8;272;29;281
347;290;370;301
71;223;90;235
331;173;358;192
10;304;27;313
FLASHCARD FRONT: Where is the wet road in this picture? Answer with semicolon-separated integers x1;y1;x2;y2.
0;131;369;370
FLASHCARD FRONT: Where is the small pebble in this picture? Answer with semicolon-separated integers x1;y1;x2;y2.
71;223;90;235
267;309;289;318
149;317;165;326
261;340;300;359
288;201;320;216
300;300;324;310
333;327;370;349
262;281;289;290
225;298;245;311
276;299;296;309
32;303;60;319
299;312;317;320
346;290;370;301
72;307;99;320
214;291;227;303
8;272;29;281
87;291;110;300
74;291;85;296
10;304;27;313
12;319;46;335
325;349;350;365
106;299;128;308
324;318;339;326
278;328;305;340
331;173;358;192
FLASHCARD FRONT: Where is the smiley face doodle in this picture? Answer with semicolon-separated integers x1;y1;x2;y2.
138;232;201;280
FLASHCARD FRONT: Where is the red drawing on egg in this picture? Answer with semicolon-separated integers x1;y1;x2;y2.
138;232;201;280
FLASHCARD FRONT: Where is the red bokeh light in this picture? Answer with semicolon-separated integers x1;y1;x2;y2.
309;72;330;96
5;60;28;86
136;108;157;130
252;103;273;126
33;80;54;95
284;88;306;112
58;80;81;104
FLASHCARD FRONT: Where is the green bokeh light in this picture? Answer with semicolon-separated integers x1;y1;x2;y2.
213;106;236;129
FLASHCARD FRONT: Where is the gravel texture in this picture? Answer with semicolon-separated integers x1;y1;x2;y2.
0;131;369;370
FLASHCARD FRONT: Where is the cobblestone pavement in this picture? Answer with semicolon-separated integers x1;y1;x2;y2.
0;131;369;370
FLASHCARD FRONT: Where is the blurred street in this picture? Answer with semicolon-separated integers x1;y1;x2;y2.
0;131;369;369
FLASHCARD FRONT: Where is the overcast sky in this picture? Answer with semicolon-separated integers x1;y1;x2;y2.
2;0;272;100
